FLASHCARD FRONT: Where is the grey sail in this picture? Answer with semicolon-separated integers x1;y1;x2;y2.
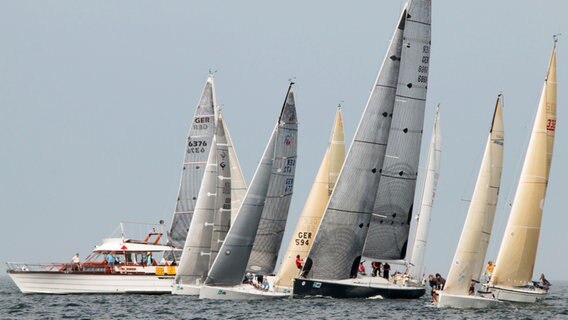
363;0;432;260
209;117;232;268
205;84;297;286
302;7;406;280
247;91;298;274
169;76;217;249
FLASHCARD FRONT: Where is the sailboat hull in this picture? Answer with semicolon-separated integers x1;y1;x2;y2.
7;271;174;294
293;277;425;299
484;285;547;303
199;284;290;300
171;283;201;295
437;292;500;308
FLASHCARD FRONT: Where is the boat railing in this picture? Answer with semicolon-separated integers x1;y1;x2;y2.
6;262;66;272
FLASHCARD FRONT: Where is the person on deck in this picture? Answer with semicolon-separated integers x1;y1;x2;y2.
358;261;366;275
435;273;446;290
538;273;551;290
428;274;439;303
371;261;380;277
106;252;116;265
485;261;495;281
71;253;81;271
295;255;303;270
383;263;391;280
146;252;154;266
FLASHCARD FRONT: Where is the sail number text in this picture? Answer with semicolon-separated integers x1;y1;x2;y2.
187;140;208;153
547;119;556;131
417;45;430;83
295;231;312;246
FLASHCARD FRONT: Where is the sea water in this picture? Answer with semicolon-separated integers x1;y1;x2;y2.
1;276;567;319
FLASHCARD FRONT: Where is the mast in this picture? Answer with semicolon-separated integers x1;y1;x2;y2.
443;95;504;295
408;105;441;281
491;40;557;287
168;75;217;249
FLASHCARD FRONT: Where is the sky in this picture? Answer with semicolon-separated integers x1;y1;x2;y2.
1;1;566;281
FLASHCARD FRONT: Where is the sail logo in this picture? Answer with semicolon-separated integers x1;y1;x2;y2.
284;135;295;146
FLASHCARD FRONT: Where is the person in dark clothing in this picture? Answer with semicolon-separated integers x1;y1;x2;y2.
428;274;439;303
383;263;391;280
435;273;446;290
371;261;381;277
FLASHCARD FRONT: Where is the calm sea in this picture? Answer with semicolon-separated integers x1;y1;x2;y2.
1;276;567;320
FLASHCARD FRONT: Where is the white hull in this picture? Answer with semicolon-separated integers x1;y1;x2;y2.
199;284;290;300
437;292;500;308
8;271;174;294
171;283;201;296
487;285;547;303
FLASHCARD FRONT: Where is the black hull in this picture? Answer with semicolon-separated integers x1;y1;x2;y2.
293;278;425;299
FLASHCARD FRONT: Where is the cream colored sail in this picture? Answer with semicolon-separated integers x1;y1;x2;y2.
491;43;557;287
273;108;345;289
443;96;504;295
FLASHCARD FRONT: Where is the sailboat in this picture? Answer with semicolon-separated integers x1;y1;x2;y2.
199;83;297;300
172;115;231;295
273;107;345;292
294;0;430;299
168;76;218;253
437;95;504;308
484;38;558;303
406;105;441;284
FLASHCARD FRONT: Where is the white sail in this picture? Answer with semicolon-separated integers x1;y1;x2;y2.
363;0;432;260
491;42;557;288
204;84;297;286
408;105;441;281
273;108;345;289
174;116;231;287
443;95;504;296
224;120;248;224
168;76;217;249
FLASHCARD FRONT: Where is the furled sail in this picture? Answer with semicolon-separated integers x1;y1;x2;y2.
443;96;504;295
175;116;231;286
491;42;557;287
169;76;217;249
363;0;432;260
247;90;299;274
273;108;345;288
302;5;407;281
205;84;297;286
408;105;441;281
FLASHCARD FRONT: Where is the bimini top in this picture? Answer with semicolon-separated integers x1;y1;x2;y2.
93;238;177;253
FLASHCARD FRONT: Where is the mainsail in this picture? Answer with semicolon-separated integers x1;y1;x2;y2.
246;90;299;274
408;106;441;280
175;116;231;286
169;76;217;249
491;42;557;287
302;4;407;280
443;96;504;295
363;0;432;260
205;84;297;286
273;108;345;288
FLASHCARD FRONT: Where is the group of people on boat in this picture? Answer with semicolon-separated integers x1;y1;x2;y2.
428;273;446;303
243;272;270;291
369;261;391;279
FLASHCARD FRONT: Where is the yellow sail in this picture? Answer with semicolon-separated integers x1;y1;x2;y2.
491;43;557;287
273;108;345;289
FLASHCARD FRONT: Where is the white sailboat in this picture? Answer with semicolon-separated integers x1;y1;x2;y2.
199;83;297;300
172;116;231;296
484;39;558;303
406;105;441;284
273;107;345;292
437;95;504;308
294;0;431;299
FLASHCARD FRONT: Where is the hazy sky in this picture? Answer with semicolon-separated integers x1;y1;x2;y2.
1;1;566;281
